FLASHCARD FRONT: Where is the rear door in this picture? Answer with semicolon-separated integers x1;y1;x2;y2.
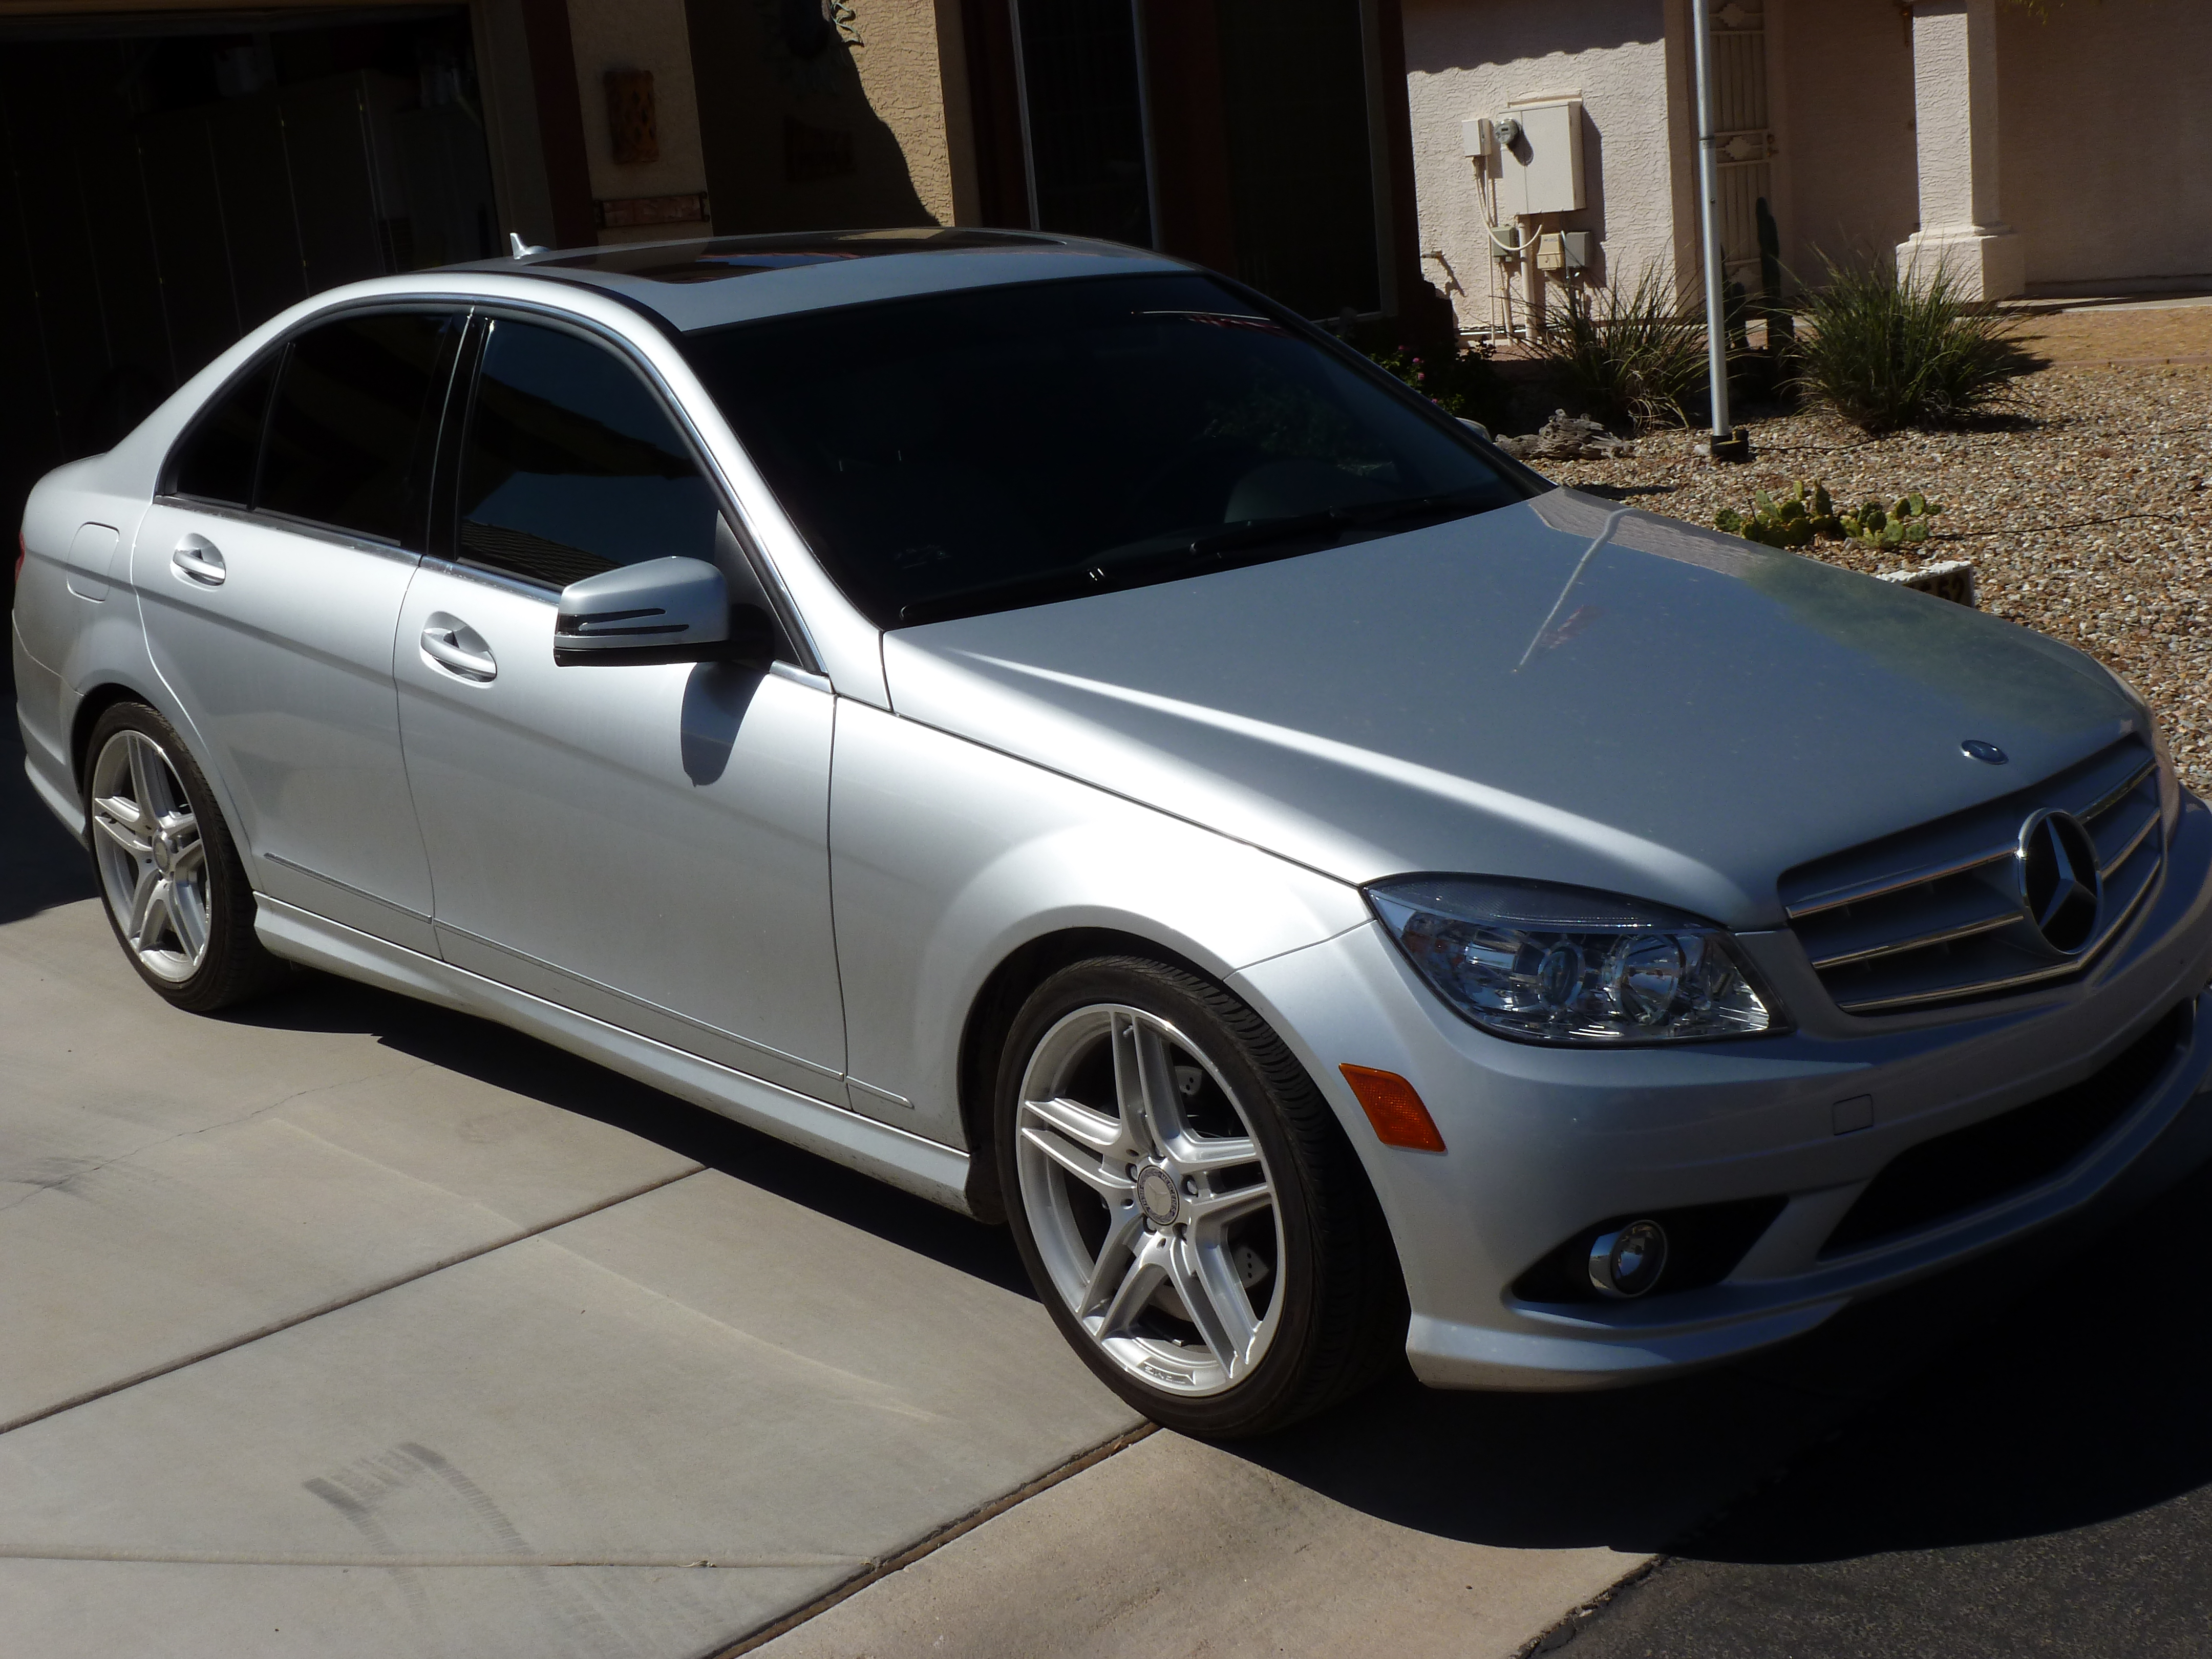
137;308;463;951
392;312;847;1100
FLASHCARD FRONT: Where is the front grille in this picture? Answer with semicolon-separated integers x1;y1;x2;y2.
1822;1001;2188;1257
1783;739;2165;1015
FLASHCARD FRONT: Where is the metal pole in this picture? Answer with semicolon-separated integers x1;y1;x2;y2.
1691;0;1738;457
1130;0;1161;250
1008;0;1042;231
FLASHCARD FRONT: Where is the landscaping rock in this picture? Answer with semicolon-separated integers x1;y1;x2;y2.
1876;559;1979;607
1499;410;1636;461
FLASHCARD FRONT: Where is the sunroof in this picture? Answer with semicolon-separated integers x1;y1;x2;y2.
544;229;1059;284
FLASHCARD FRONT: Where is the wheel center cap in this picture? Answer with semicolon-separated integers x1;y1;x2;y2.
1135;1164;1181;1229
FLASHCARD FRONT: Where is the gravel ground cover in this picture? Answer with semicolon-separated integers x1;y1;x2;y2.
1533;359;2212;794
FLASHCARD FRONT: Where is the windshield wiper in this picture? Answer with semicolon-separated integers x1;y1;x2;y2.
897;565;1115;626
1335;484;1501;529
895;487;1504;626
1178;487;1498;558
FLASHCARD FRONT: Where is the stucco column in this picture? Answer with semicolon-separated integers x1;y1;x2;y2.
1897;0;2024;298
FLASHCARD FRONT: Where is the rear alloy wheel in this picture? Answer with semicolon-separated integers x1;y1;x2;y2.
83;703;286;1012
998;956;1402;1437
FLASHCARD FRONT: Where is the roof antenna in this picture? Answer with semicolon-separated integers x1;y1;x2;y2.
509;232;549;260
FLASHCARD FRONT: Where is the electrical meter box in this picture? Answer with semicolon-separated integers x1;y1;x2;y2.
1502;98;1585;216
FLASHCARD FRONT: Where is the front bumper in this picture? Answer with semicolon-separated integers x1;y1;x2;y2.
1230;793;2212;1390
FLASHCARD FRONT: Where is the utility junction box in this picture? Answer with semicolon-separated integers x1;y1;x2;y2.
1502;98;1585;217
1536;231;1594;273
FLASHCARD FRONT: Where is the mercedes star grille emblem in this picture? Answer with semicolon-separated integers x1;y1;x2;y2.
2016;809;2102;956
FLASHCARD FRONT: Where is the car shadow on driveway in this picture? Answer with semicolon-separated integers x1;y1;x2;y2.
1;708;97;924
226;971;1039;1299
1232;1151;2212;1560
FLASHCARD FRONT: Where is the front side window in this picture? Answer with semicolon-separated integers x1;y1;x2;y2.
454;318;718;588
258;310;463;546
167;356;278;508
680;272;1530;627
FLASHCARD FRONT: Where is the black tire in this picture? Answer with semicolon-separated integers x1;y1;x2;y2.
81;701;288;1013
995;955;1405;1438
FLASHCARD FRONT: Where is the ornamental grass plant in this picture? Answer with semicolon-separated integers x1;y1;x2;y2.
1792;259;2031;433
1531;265;1711;431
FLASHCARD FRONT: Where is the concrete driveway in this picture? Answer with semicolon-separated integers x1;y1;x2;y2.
2;703;2030;1658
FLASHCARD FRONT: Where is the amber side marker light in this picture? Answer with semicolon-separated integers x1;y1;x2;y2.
1339;1064;1447;1153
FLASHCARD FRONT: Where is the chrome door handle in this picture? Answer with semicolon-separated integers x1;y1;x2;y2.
172;536;226;586
420;616;497;682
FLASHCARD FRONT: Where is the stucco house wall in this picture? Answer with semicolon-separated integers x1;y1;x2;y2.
1997;0;2212;292
1403;0;1679;332
683;0;970;236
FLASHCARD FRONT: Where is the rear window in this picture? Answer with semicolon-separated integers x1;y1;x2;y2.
167;357;276;508
681;273;1530;627
258;310;462;547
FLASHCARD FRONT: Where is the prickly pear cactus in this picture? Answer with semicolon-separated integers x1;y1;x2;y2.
1713;479;1840;548
1839;492;1944;550
1716;479;1942;551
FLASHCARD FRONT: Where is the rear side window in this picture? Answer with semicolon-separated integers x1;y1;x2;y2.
167;356;277;507
258;310;463;547
454;317;718;588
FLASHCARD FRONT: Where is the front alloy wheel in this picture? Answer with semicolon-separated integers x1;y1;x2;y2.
998;957;1403;1437
1016;1002;1286;1397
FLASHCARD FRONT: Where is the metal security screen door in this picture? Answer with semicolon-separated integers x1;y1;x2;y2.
1009;0;1154;246
1709;0;1775;289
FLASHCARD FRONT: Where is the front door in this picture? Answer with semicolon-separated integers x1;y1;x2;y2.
393;313;846;1099
136;308;462;950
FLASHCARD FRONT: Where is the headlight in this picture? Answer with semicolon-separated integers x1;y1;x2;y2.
1367;876;1783;1045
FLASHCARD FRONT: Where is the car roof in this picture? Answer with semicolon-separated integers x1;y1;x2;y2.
444;227;1190;333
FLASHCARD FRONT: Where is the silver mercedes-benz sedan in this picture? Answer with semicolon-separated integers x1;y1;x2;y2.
14;229;2212;1435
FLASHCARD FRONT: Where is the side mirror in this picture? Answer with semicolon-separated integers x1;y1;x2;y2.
555;557;774;668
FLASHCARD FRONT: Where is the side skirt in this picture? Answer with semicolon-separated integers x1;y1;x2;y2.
254;896;975;1214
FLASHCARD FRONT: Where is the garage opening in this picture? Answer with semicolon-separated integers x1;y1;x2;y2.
0;7;500;546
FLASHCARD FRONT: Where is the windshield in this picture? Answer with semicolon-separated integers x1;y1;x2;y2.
680;273;1534;627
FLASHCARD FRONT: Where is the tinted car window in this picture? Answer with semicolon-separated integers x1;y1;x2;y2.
681;272;1532;627
455;318;717;588
257;310;462;546
167;356;278;507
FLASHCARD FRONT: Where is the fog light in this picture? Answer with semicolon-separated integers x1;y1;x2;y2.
1588;1220;1669;1298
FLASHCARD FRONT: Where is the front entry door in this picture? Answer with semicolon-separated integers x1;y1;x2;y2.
393;314;846;1098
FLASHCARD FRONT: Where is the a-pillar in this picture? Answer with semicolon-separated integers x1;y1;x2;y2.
1897;0;2025;299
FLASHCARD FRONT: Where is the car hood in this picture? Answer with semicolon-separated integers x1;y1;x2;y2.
881;491;2141;929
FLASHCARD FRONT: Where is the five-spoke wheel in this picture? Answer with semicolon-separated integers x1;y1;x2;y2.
1016;1002;1285;1397
82;703;286;1011
998;956;1403;1437
89;726;211;983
